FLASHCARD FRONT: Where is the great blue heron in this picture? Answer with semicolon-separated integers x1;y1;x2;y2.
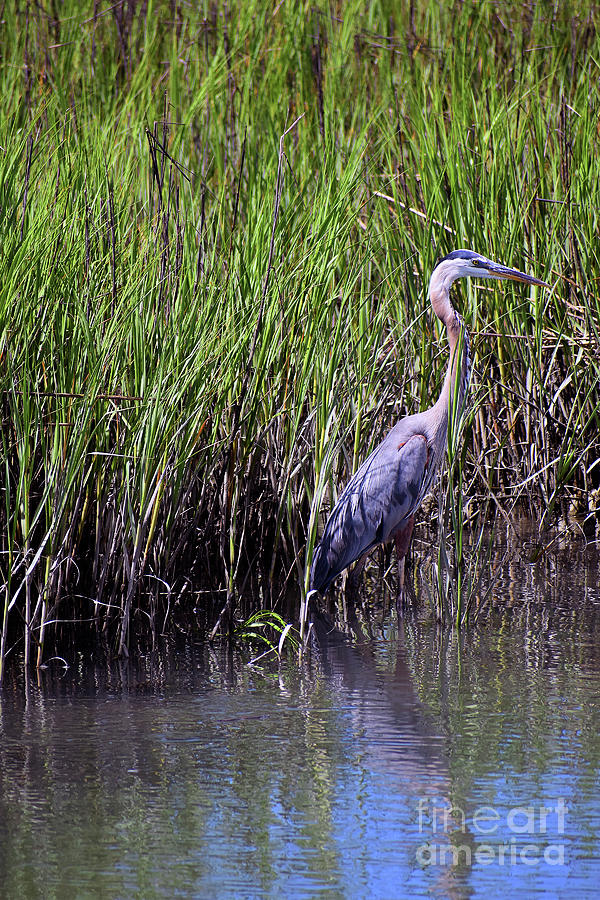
309;249;549;603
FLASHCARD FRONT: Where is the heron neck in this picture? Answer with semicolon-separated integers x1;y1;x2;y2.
443;315;471;412
429;280;471;422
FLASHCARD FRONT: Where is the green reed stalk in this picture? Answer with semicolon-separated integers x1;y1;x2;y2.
1;1;600;675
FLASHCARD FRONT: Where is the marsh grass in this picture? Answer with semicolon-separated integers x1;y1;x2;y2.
1;1;600;679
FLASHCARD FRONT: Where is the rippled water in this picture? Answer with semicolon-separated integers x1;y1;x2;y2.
1;543;600;898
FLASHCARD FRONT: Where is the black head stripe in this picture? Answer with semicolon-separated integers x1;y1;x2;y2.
438;249;482;264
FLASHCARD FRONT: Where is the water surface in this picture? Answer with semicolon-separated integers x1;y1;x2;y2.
1;545;599;899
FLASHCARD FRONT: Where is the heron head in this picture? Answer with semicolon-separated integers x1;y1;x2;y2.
437;249;550;288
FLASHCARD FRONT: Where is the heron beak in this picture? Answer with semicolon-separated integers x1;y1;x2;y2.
486;262;550;288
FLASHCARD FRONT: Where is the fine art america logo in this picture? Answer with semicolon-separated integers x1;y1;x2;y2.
416;798;567;867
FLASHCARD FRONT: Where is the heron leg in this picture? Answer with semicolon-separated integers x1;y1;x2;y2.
346;551;369;598
393;516;415;615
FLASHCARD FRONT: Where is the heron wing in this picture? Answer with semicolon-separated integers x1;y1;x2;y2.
310;433;429;592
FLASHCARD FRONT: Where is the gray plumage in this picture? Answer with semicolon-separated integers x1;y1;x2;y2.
309;250;548;596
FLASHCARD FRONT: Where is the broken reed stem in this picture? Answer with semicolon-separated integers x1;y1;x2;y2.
209;114;304;641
